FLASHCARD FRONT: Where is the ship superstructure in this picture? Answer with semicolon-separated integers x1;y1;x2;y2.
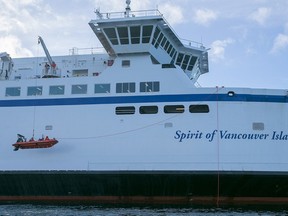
0;1;287;205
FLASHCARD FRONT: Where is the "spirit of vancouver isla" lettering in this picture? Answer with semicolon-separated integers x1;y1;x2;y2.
174;130;288;142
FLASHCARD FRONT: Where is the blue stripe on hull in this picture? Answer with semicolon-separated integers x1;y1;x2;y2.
0;94;287;107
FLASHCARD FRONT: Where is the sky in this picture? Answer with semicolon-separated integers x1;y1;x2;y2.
0;0;288;89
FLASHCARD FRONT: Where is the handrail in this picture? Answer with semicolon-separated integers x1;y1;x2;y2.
95;9;162;20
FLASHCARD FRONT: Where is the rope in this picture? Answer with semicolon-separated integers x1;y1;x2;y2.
216;86;220;207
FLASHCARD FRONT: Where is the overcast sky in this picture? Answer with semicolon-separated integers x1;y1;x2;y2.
0;0;288;89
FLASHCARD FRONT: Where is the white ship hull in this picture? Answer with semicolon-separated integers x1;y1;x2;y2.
0;3;287;205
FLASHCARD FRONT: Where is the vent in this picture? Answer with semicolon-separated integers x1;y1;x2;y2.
253;122;264;131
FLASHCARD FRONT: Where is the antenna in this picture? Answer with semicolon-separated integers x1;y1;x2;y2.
125;0;131;17
95;8;103;19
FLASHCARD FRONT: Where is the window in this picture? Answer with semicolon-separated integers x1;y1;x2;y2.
176;53;184;66
117;27;129;44
142;25;153;43
72;69;88;77
104;28;118;45
187;56;197;71
95;84;110;93
49;85;65;95
5;87;21;96
155;32;163;48
27;86;42;96
122;60;130;67
164;105;185;113
130;26;140;44
140;81;159;92
71;84;87;94
116;106;135;115
152;27;160;45
160;37;167;47
116;82;135;93
181;55;191;70
189;105;209;113
139;106;158;114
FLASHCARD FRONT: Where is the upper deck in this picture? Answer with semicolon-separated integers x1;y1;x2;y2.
89;3;209;81
1;1;209;84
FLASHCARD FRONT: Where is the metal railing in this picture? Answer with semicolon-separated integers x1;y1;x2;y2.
95;9;162;20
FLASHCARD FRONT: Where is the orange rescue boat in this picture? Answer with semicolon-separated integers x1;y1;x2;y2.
13;135;58;151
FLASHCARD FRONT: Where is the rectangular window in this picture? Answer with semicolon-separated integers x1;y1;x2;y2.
140;81;160;92
152;27;160;45
117;27;129;44
104;28;118;45
5;87;21;96
122;60;130;67
27;86;42;96
115;106;135;115
71;84;87;94
142;25;153;43
139;106;158;114
164;105;185;113
95;84;110;93
155;32;163;48
130;26;140;44
116;82;135;93
181;55;191;70
189;105;209;113
176;53;184;66
187;56;197;71
49;85;65;95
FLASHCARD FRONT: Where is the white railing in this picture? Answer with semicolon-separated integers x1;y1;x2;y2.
69;47;105;55
96;9;162;20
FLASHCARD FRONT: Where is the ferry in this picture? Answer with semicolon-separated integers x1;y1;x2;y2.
0;0;288;205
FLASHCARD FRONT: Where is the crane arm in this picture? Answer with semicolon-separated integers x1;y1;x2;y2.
38;36;56;68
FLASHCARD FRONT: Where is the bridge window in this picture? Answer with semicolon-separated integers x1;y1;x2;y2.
152;27;160;45
49;85;65;95
181;55;191;70
95;84;110;93
164;105;185;113
5;87;21;97
71;84;87;94
116;82;135;93
140;81;159;92
176;53;184;66
104;28;118;45
139;106;158;114
27;86;42;96
160;37;167;47
115;106;135;115
155;32;163;48
189;105;209;113
142;25;153;43
130;26;140;44
188;56;197;71
117;27;129;45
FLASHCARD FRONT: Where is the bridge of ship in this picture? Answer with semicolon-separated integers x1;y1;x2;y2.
89;9;209;81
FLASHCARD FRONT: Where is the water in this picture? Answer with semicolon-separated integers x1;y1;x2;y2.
0;205;287;216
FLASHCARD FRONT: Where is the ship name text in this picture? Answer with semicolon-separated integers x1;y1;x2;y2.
174;130;288;142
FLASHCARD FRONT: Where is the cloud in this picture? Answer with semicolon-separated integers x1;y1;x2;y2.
193;9;217;26
158;3;184;25
270;34;288;53
210;38;234;62
0;35;33;57
249;7;271;26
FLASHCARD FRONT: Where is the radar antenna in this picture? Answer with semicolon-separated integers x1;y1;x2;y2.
125;0;131;17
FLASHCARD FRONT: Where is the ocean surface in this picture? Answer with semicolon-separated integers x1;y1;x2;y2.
0;205;288;216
